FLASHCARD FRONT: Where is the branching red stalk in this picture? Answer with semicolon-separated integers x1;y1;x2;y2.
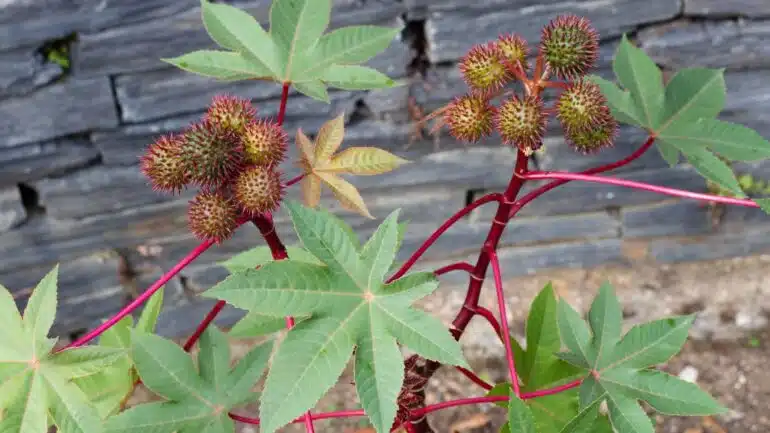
523;171;762;207
520;379;583;399
455;366;493;390
451;151;529;334
487;247;520;397
509;136;656;218
285;174;305;187
386;193;504;283
472;305;503;338
434;261;476;277
410;396;508;418
61;239;216;350
183;300;226;351
404;422;418;433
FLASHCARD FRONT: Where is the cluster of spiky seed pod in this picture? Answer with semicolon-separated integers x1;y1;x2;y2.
444;14;616;155
140;95;287;242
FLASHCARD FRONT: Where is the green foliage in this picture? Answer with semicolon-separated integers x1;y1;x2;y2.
106;328;273;432
487;284;612;433
204;202;467;433
556;283;727;433
163;0;401;101
74;288;165;418
0;266;125;433
589;34;770;208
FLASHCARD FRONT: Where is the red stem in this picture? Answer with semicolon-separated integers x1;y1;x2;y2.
520;379;583;400
410;396;508;418
451;151;529;334
61;239;215;350
487;247;520;397
434;261;475;277
183;300;226;351
509;135;656;218
285;174;305;187
523;171;761;208
277;82;290;126
455;366;493;390
230;409;367;426
472;305;503;338
386;193;503;283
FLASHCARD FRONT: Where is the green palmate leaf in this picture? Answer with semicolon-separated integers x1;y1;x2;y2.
200;0;282;77
508;392;536;433
107;328;273;433
162;50;272;81
559;397;605;433
659;118;770;162
656;141;681;167
323;65;396;90
679;146;744;196
270;0;331;82
556;301;591;369
586;75;642;126
0;266;124;433
204;202;466;433
222;245;322;273
228;312;290;338
137;286;164;334
293;80;330;102
657;68;726;133
613;35;664;129
556;283;727;433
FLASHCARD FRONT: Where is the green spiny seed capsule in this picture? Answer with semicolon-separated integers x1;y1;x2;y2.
187;190;239;243
496;95;547;154
564;112;618;153
444;93;496;143
140;134;187;194
242;119;287;167
233;165;283;216
459;42;511;93
539;14;599;79
205;95;257;134
182;120;244;188
495;33;529;72
557;79;610;133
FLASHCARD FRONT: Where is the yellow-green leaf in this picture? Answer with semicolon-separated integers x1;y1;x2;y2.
301;175;322;208
316;172;373;219
314;113;346;163
325;147;409;175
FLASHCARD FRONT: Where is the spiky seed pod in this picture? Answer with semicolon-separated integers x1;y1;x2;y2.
496;95;547;154
233;165;283;216
496;33;530;72
459;42;511;93
242;119;288;167
187;191;239;243
557;79;610;133
182;120;244;188
444;93;496;143
564;111;618;153
204;95;257;134
140;134;187;194
539;14;599;79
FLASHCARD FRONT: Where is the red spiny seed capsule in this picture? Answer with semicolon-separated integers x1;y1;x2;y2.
181;120;244;188
204;95;257;134
496;94;547;154
495;33;530;72
242;119;288;167
140;134;187;194
187;191;239;243
459;42;511;93
444;93;496;143
564;111;618;153
557;79;610;133
233;165;283;216
539;14;599;79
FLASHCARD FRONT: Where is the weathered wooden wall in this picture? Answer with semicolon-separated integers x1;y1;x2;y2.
1;0;769;338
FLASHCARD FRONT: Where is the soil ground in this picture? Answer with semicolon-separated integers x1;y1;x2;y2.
129;254;770;433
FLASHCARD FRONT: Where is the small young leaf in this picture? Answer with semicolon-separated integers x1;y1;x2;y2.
326;147;409;175
136;287;164;334
163;50;273;80
613;35;664;129
323;65;396;90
